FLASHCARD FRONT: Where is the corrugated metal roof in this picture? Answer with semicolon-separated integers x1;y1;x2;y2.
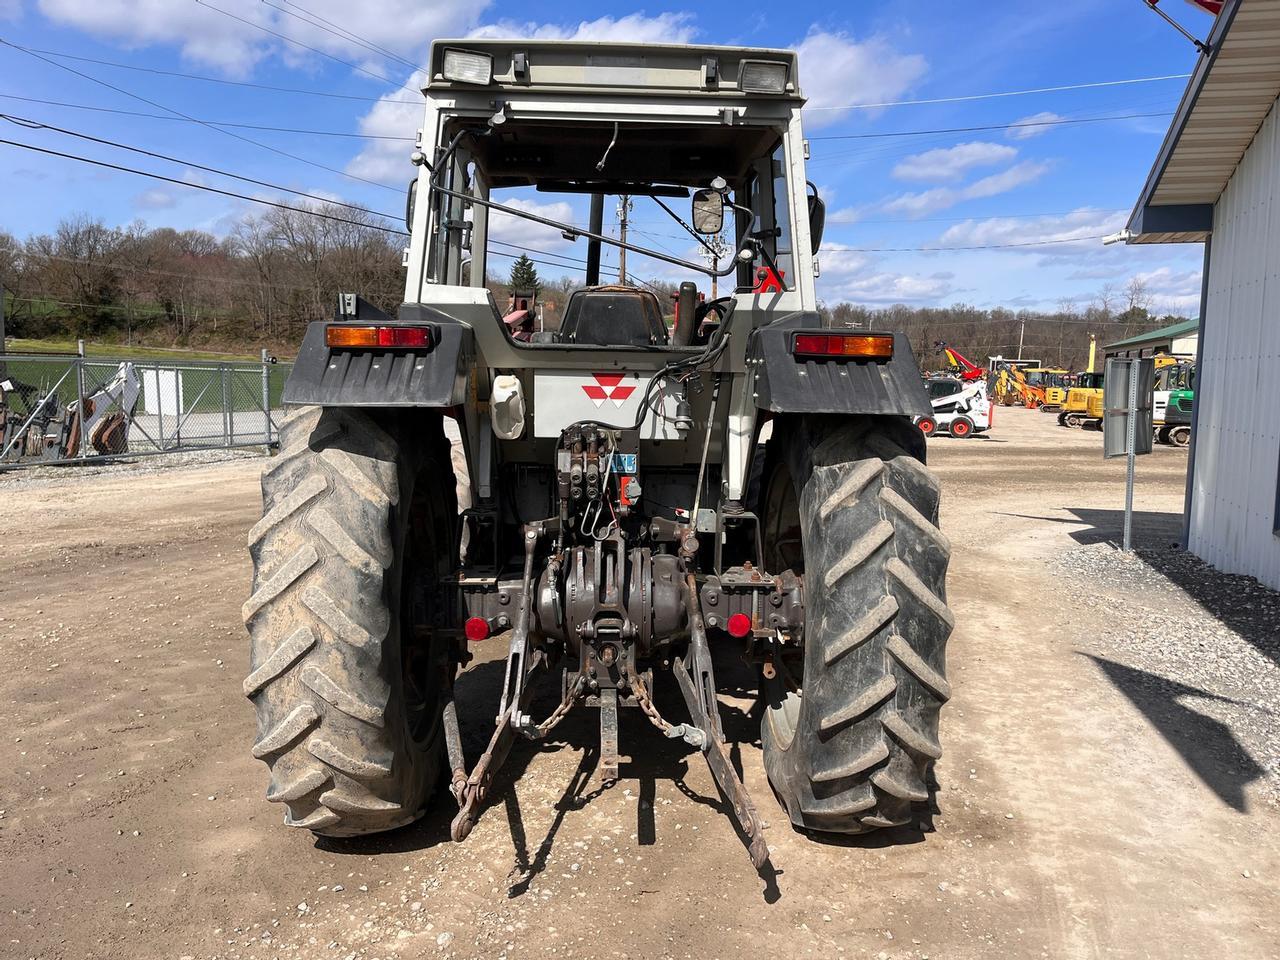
1127;0;1280;243
1102;317;1200;350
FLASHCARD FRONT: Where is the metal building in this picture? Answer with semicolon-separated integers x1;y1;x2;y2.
1126;0;1280;589
1103;317;1199;360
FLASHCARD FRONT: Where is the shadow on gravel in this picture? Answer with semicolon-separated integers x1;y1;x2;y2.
1083;654;1265;812
1062;507;1184;548
319;648;789;897
993;507;1185;548
1129;546;1280;670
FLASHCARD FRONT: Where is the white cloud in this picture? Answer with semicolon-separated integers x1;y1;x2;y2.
816;242;955;304
489;197;577;250
0;0;21;20
134;187;176;210
36;0;485;74
471;12;697;43
882;160;1051;217
346;69;426;183
1006;111;1064;140
1130;266;1202;312
962;161;1050;200
936;207;1126;248
892;142;1017;182
795;30;927;129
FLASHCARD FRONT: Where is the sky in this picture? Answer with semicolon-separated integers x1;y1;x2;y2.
0;0;1217;313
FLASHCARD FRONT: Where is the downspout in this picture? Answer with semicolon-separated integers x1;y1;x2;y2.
1181;232;1211;549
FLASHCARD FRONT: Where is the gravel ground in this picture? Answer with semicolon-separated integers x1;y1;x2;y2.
0;447;267;490
2;404;1277;959
1055;543;1280;804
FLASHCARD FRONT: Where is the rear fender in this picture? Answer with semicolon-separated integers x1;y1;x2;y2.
283;307;475;408
747;318;930;418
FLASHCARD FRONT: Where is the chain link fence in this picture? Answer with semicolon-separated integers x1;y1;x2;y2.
0;346;290;469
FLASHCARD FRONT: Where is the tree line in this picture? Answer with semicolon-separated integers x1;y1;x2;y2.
0;213;1184;368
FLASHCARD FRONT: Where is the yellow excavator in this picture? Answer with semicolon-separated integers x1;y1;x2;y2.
1058;335;1104;428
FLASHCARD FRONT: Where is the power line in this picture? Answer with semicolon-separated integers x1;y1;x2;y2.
193;0;421;95
809;72;1192;111
0;93;414;139
808;111;1175;141
0;37;401;193
261;0;418;71
839;234;1110;252
22;45;419;104
1;114;404;220
832;208;1128;226
0;138;410;235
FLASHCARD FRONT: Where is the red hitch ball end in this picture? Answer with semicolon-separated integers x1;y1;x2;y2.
464;617;491;642
726;613;752;638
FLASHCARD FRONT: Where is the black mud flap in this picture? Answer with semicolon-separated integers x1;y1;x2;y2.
748;320;931;418
283;315;474;408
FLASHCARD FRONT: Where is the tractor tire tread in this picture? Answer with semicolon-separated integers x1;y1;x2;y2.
244;406;443;837
762;415;953;835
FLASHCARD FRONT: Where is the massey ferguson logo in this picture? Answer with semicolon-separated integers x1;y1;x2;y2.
581;373;635;408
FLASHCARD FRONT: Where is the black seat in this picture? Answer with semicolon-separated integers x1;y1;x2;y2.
559;286;669;347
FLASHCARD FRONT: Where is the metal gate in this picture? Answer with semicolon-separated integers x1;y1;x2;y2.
0;346;288;468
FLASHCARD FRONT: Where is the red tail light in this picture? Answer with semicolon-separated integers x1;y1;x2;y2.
792;332;894;360
726;613;753;638
464;617;491;642
325;324;434;349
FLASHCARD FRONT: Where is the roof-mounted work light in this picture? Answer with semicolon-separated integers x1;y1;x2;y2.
739;59;788;94
442;48;493;85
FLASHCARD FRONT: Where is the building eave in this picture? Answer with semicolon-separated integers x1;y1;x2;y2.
1126;0;1280;245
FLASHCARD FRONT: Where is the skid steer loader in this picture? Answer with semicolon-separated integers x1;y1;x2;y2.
244;40;952;869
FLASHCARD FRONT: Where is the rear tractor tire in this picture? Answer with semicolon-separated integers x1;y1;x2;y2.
948;416;974;439
1169;426;1191;447
243;405;458;836
760;416;953;834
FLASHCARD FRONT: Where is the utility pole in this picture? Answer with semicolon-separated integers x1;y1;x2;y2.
617;195;633;284
1016;317;1025;360
0;274;7;378
700;233;730;299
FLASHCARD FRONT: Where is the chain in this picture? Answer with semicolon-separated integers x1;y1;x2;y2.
528;671;586;738
625;664;672;734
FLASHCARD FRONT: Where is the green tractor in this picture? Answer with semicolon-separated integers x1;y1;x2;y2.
1158;387;1193;447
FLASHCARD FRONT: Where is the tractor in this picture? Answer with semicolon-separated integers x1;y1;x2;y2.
243;39;952;869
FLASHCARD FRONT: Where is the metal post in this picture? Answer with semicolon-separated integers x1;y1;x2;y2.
0;273;8;379
1123;361;1139;552
585;193;604;286
1017;317;1025;359
260;349;272;449
75;339;88;460
220;365;231;447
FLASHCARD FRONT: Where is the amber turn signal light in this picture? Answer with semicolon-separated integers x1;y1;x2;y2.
325;325;434;349
791;332;894;360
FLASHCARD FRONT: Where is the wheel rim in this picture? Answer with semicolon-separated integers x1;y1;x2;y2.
953;421;970;436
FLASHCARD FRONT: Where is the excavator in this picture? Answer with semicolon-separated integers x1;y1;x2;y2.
937;341;987;382
1058;335;1105;428
992;361;1070;409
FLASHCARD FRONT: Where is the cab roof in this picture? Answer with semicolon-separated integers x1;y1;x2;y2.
425;39;803;101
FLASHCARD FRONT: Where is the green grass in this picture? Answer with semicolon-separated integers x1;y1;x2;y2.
6;338;270;362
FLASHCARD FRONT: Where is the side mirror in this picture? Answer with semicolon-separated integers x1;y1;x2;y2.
691;188;725;235
405;179;417;233
807;183;826;253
